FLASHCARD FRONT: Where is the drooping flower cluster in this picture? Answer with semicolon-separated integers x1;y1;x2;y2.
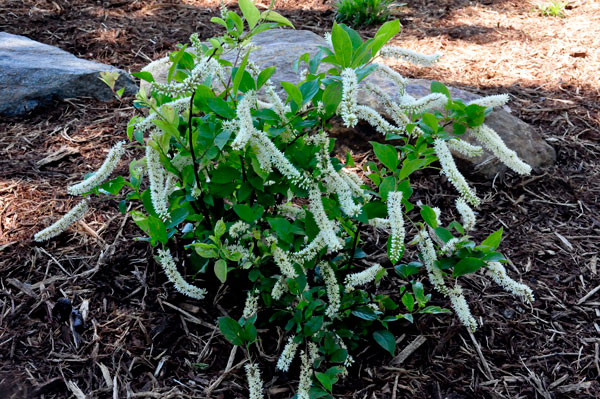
470;124;532;175
245;363;264;399
378;45;442;66
156;248;207;299
344;264;384;292
34;199;89;242
340;68;359;127
229;220;250;239
433;138;480;207
447;139;484;158
486;262;534;303
309;186;343;252
276;336;300;372
387;191;405;264
150;56;225;97
456;197;477;231
271;241;298;279
319;262;341;319
448;285;478;332
468;94;509;109
68;141;126;195
231;91;258;150
355;105;403;135
415;229;448;295
297;343;319;399
145;144;170;220
243;291;259;319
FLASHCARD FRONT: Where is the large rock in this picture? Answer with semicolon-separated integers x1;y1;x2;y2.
0;32;137;116
141;29;556;177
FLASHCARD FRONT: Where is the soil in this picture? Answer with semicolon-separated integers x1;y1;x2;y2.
1;0;599;398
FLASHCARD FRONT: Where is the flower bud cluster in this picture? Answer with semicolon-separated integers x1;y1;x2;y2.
487;262;534;303
68;141;126;195
243;291;259;319
456;197;476;231
379;45;441;66
145;144;170;220
448;285;478;332
387;191;405;264
245;363;264;399
34;200;89;242
276;336;299;372
416;229;449;295
447;139;484;158
309;186;343;252
150;56;224;97
319;262;341;319
156;248;207;299
344;264;384;292
470;124;532;175
468;94;509;109
340;68;359;127
229;220;250;240
433;139;480;207
356;105;403;136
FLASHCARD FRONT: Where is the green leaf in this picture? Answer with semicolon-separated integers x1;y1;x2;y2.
331;23;353;68
281;81;303;106
193;243;218;258
452;257;486;277
299;80;320;105
370;20;401;56
371;141;398;171
421;113;439;132
401;292;415;312
373;330;396;355
214;259;228;283
321;81;342;119
233;204;264;223
218;317;243;345
430;81;451;99
394;262;421;279
207;98;235;119
480;227;503;250
260;10;294;28
434;227;454;243
303;316;324;336
232;51;251;97
420;205;438;228
238;0;260;29
379;176;396;201
210;16;228;28
214;219;226;239
256;65;276;89
316;372;335;392
148;216;168;245
412;281;428;307
131;71;155;83
351;306;377;321
397;158;426;181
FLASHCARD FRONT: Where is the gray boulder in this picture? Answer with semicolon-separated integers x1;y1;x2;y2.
141;29;556;177
0;32;137;116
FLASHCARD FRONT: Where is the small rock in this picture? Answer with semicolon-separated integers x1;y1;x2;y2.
71;309;85;333
503;308;515;319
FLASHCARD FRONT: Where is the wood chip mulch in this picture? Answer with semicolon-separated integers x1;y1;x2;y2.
0;0;598;398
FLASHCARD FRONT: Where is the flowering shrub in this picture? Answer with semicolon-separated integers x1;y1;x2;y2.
335;0;397;28
35;0;534;397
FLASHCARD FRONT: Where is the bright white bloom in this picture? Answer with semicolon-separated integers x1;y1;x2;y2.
271;276;287;300
356;105;403;136
324;32;333;48
231;91;257;150
297;350;312;399
319;262;341;319
368;217;391;229
251;130;310;188
68;141;125;195
364;81;418;135
251;139;273;173
456;197;476;231
432;206;442;226
373;63;408;96
34;200;89;242
225;244;251;263
448;285;478;332
344;264;384;292
243;291;259;319
276;336;299;372
289;231;327;264
433;139;480;206
265;82;293;142
277;203;306;220
221;118;240;134
272;244;298;279
339;169;370;200
229;220;250;239
468;94;509;109
379;45;441;66
309;186;343;251
316;101;324;114
340;68;359;128
416;230;449;295
156;248;207;299
447;139;484;158
308;342;319;362
150;56;224;97
387;191;405;264
397;93;447;114
245;363;264;399
470;124;532;175
146;145;170;220
487;262;534;303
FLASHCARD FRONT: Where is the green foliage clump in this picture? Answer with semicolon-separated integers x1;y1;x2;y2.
335;0;398;28
536;0;568;17
36;0;535;396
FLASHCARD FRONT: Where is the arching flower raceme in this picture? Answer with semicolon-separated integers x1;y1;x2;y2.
434;139;480;206
242;291;259;319
344;264;384;292
34;199;89;242
319;262;341;319
486;262;534;303
309;186;343;252
231;91;257;150
156;248;207;299
373;63;407;96
468;94;509;109
416;229;449;295
271;276;287;300
271;243;298;279
340;68;359;128
470;124;532;175
387;191;405;264
276;336;300;372
356;105;403;136
145;144;170;220
229;220;250;240
378;45;441;66
68;141;126;195
447;139;484;158
150;56;224;97
456;197;477;231
448;284;478;332
245;363;264;399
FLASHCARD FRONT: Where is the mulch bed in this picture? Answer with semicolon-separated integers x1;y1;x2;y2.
0;0;599;398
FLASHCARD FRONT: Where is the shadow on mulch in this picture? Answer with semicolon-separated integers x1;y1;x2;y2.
1;0;599;398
